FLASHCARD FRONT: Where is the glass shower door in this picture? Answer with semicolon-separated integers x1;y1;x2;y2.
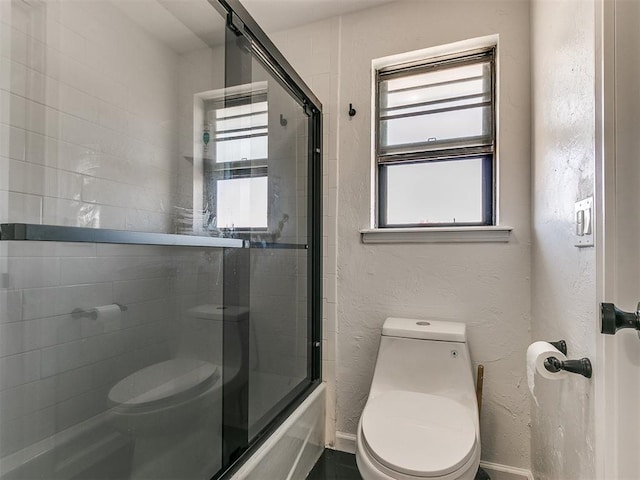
245;55;312;440
213;20;320;468
0;0;322;478
0;1;233;479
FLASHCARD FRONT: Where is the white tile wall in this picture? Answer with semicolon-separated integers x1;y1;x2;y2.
0;0;201;458
0;0;180;232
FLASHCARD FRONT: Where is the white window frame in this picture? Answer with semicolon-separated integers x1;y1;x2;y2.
362;36;512;244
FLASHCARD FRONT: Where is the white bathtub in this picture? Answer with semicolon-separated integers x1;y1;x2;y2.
231;383;326;480
0;383;325;480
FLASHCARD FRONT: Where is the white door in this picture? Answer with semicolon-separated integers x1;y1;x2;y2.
596;1;640;478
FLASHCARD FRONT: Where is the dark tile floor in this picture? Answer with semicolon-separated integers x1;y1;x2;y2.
307;449;492;480
307;449;361;480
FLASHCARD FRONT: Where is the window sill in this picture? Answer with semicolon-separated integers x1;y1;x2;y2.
360;226;513;244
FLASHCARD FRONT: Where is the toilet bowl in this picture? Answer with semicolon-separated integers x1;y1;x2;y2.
108;358;220;433
106;304;248;479
355;318;480;480
107;358;222;479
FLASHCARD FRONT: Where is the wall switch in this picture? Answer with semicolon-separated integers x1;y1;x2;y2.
575;196;594;247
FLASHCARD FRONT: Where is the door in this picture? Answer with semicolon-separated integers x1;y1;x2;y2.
596;0;640;478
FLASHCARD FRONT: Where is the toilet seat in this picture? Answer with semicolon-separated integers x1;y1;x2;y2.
361;391;476;478
108;359;219;411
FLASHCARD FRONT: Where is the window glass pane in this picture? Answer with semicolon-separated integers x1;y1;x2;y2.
384;94;490;117
381;105;491;151
383;158;484;225
216;177;268;228
383;67;489;109
379;60;492;152
384;63;487;93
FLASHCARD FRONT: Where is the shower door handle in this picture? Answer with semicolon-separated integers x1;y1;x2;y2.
601;302;640;335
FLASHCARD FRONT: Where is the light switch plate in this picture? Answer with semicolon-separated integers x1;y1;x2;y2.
575;196;594;247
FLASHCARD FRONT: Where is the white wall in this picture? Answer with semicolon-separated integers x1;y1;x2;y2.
269;0;532;469
530;0;597;479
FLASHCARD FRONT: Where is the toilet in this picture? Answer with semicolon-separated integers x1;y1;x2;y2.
356;318;480;480
106;304;249;479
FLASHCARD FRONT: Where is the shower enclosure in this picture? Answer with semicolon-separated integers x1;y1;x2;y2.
0;0;322;478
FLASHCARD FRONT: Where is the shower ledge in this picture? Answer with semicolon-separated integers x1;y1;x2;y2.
0;223;246;248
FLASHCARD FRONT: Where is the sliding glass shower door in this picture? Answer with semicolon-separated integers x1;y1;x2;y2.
246;54;313;440
218;16;320;468
0;0;322;478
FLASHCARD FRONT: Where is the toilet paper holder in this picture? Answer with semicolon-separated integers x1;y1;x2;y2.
549;340;567;356
543;339;592;378
544;356;592;378
71;303;128;320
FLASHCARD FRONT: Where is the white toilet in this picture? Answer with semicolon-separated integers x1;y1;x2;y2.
106;304;249;479
356;318;480;480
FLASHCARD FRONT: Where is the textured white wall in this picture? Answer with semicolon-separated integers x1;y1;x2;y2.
530;0;597;479
337;1;531;468
268;0;532;469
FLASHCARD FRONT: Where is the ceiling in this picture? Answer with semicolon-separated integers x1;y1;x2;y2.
241;0;396;33
110;0;395;54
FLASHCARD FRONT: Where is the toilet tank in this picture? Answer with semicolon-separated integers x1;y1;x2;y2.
177;304;249;367
369;318;477;406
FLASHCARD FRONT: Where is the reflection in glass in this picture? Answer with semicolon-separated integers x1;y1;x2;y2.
0;243;226;480
217;177;268;229
215;100;269;163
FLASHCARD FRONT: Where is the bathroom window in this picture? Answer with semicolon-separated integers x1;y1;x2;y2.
206;93;268;230
376;47;496;227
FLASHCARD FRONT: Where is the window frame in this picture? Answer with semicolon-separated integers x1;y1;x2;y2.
374;46;497;228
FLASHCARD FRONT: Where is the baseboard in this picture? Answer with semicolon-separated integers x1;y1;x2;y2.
480;461;534;480
333;431;356;454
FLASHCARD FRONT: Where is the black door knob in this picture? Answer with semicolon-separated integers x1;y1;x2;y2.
601;302;640;335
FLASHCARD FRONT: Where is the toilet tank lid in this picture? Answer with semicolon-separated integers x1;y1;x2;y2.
382;318;467;342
